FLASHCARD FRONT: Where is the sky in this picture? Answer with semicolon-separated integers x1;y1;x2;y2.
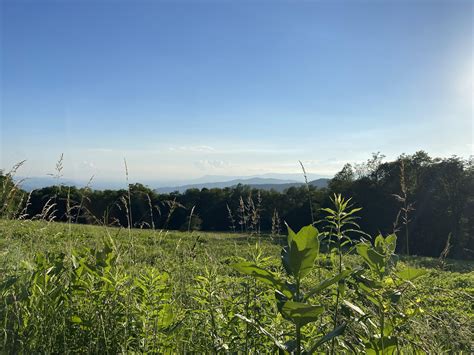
1;0;472;185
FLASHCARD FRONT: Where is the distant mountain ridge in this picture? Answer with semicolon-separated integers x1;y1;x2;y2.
155;177;330;193
241;178;330;192
15;177;128;192
15;174;331;192
180;173;326;184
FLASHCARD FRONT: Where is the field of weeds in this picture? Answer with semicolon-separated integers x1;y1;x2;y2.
1;219;473;353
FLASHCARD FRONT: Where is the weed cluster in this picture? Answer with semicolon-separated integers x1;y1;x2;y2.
1;238;179;353
232;195;428;353
0;215;472;352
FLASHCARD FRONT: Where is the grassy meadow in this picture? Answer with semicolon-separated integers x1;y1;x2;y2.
1;218;473;353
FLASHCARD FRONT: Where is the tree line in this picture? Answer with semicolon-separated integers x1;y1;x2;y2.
1;151;473;259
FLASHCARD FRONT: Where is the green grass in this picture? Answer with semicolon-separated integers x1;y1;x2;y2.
1;219;473;353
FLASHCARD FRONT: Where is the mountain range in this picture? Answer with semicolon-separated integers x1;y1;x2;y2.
155;177;330;193
14;174;331;192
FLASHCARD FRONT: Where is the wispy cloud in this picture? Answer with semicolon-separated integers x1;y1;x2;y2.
220;147;303;155
80;161;96;169
167;144;301;155
194;159;231;170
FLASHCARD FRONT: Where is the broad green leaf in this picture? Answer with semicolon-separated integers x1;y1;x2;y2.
374;235;385;254
279;301;324;327
231;262;292;297
385;234;397;254
357;243;385;273
293;225;319;251
281;248;292;279
395;268;427;281
308;323;346;352
284;225;319;279
292;246;319;279
287;224;296;246
305;269;352;300
286;224;319;251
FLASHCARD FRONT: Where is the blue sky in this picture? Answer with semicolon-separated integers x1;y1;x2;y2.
1;0;472;183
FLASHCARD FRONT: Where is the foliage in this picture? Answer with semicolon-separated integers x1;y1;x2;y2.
230;196;445;354
0;219;472;353
1;238;179;353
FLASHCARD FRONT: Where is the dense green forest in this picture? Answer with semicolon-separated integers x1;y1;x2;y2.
1;151;473;259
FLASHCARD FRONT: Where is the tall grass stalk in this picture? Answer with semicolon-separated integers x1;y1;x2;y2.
393;159;415;255
75;175;94;223
271;208;281;237
163;198;183;230
146;193;156;231
226;204;236;233
299;160;314;224
188;205;196;233
50;154;64;221
0;160;26;218
238;196;246;233
124;159;133;234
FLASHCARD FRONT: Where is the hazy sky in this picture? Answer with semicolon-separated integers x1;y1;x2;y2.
1;0;472;183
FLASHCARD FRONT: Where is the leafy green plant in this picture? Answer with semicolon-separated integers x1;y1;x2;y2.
0;239;179;353
132;268;179;351
350;234;427;353
193;266;243;352
232;225;349;353
319;194;366;353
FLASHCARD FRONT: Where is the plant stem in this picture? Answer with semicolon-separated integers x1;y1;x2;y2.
380;296;385;353
245;281;249;354
295;278;301;355
405;210;409;256
296;324;301;355
331;213;343;355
